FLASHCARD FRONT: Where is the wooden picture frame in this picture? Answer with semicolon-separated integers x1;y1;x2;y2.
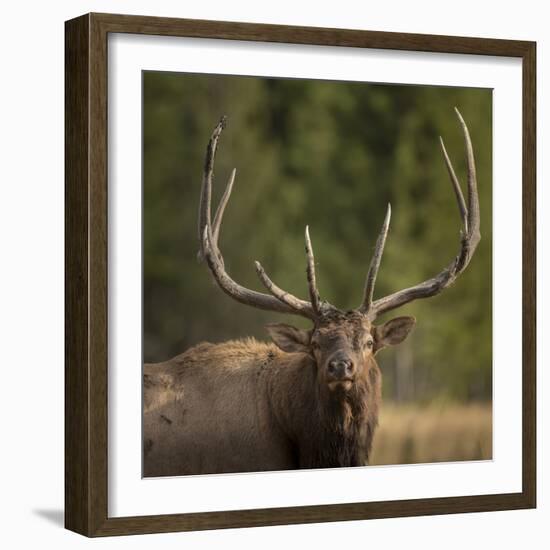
65;12;536;537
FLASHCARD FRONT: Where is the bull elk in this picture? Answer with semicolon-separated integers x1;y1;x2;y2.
143;109;480;477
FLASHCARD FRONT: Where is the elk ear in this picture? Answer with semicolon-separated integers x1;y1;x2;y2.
265;323;311;353
373;316;416;353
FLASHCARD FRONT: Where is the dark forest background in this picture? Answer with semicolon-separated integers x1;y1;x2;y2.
143;72;492;411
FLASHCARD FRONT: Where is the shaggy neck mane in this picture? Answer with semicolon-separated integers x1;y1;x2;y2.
268;351;380;469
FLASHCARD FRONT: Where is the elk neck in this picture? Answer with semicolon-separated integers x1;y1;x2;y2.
264;348;381;468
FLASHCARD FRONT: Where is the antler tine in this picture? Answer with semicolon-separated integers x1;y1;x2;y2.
198;118;317;320
439;136;468;234
368;109;481;319
360;203;391;314
305;226;322;316
255;261;316;318
201;227;314;317
198;116;226;262
211;168;236;248
455;107;481;247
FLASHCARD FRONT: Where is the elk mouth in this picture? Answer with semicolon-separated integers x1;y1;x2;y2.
327;380;354;392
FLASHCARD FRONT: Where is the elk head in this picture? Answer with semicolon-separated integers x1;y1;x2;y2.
198;110;480;396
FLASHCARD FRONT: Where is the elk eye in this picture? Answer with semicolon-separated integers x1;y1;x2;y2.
365;339;374;349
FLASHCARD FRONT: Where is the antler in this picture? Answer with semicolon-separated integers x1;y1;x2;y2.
199;117;326;321
361;203;391;313
198;110;480;323
360;107;481;319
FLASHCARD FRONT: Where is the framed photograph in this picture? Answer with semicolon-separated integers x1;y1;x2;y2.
65;12;536;537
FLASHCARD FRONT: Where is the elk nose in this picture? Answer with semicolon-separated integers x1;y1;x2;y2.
328;358;354;380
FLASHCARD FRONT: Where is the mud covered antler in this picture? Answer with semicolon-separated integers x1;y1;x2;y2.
198;109;480;324
198;117;328;320
359;107;481;319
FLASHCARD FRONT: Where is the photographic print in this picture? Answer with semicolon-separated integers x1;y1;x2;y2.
142;73;492;478
65;13;535;535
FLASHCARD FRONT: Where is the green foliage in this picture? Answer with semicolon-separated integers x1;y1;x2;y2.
143;72;492;402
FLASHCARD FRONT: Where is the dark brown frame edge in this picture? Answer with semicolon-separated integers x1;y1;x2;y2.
65;12;536;537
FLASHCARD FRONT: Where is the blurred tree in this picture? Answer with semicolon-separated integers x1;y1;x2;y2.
143;72;492;403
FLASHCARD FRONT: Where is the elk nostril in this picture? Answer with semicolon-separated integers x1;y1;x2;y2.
345;360;354;375
328;360;339;374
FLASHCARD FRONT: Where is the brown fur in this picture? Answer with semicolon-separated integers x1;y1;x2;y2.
143;313;413;477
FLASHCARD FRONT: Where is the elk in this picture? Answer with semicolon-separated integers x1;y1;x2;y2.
143;109;480;477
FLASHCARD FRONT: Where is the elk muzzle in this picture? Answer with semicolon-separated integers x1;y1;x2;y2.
326;354;355;391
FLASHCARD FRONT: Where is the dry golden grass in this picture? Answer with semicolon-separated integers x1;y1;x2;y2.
369;402;492;466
